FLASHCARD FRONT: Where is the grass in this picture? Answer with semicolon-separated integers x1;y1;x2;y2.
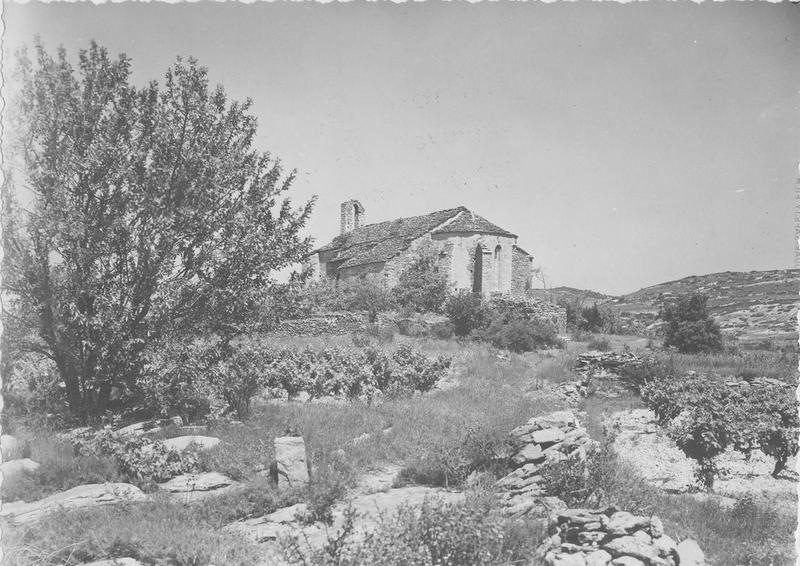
540;440;796;566
197;340;564;490
1;435;124;503
3;331;796;566
1;483;292;566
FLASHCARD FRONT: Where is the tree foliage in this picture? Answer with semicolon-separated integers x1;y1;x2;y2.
393;244;450;314
660;294;723;353
3;40;314;420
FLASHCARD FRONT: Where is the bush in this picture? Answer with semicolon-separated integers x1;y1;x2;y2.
392;244;450;314
295;276;397;321
641;374;799;489
283;496;526;566
444;291;490;337
587;336;611;351
430;321;455;340
265;344;452;401
72;428;203;484
661;294;723;353
477;314;562;353
400;425;516;488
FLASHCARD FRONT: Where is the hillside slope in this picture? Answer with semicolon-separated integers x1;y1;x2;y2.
531;270;798;346
610;269;799;346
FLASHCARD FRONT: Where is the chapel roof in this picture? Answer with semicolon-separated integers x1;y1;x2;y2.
316;207;517;269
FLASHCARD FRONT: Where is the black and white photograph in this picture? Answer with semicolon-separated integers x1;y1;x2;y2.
1;2;798;565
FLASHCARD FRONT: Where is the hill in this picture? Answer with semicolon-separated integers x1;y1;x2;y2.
527;286;613;306
609;269;799;347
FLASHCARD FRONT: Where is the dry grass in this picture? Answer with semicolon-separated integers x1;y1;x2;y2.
4;332;796;566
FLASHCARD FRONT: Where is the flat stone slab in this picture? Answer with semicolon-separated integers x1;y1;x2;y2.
512;443;545;465
162;435;220;452
158;472;238;501
530;427;567;446
0;483;147;524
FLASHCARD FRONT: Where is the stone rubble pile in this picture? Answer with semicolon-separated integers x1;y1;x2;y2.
554;379;590;405
496;411;596;517
537;506;708;566
573;352;646;378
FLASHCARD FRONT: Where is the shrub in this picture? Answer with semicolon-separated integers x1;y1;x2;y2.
392;244;450;314
72;428;203;484
661;294;723;353
477;315;562;353
400;425;516;488
641;375;798;489
283;497;519;566
586;336;611;351
444;291;490;337
140;339;214;423
430;321;455;340
265;345;451;401
143;337;271;422
295;276;396;321
206;341;276;420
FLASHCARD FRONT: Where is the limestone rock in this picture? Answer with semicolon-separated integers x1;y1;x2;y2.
116;421;157;438
534;411;578;430
1;434;28;461
649;516;664;538
264;502;308;523
676;539;706;566
603;535;662;564
547;552;587;566
496;469;542;491
531;427;567;446
1;458;40;482
585;549;613;566
652;534;677;557
610;557;645;566
606;511;651;536
578;531;606;545
275;436;310;489
159;472;234;493
162;435;220;452
512;443;544;465
0;483;146;524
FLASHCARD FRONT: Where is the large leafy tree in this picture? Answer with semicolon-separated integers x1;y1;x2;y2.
3;40;314;420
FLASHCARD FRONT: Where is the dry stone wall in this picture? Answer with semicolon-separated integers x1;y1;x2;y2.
496;411;709;566
272;312;370;336
496;410;596;517
537;507;707;566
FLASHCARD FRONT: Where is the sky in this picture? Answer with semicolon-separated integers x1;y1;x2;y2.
3;2;799;295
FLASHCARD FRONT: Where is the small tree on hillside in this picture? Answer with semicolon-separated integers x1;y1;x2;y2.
393;244;449;313
660;294;723;353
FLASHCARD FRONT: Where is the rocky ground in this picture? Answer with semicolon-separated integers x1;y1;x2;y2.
608;409;798;511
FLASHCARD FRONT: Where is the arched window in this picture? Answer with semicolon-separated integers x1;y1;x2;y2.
494;245;502;291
